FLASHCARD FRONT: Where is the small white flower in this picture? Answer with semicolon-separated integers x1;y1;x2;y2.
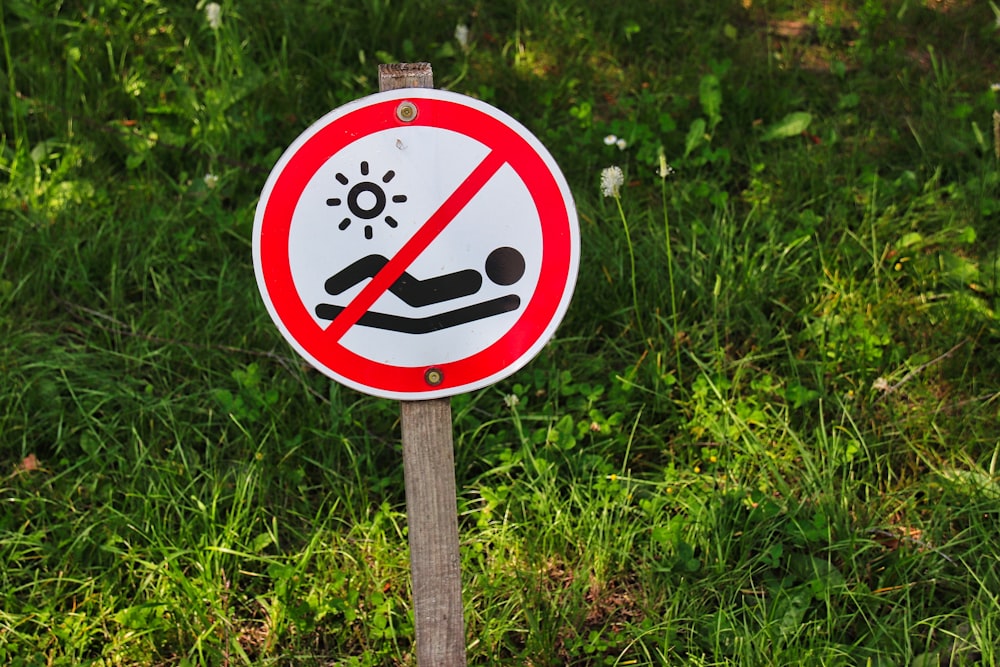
600;166;624;198
603;134;618;146
454;23;470;51
503;393;520;409
616;138;628;150
657;146;675;179
660;159;675;180
203;173;219;189
205;2;222;30
991;82;1000;93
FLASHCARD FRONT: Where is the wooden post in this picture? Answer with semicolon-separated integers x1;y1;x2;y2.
379;61;435;91
399;399;465;665
379;62;467;666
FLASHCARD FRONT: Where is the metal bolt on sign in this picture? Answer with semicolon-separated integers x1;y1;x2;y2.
396;100;418;122
424;367;444;386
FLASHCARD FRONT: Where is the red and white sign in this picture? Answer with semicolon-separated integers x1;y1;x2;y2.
253;89;579;399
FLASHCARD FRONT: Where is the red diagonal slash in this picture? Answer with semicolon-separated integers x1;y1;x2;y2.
322;149;506;343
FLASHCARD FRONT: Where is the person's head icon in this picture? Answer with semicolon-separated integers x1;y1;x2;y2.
485;247;525;286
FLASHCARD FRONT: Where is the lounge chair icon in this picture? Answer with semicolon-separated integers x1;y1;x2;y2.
316;247;525;334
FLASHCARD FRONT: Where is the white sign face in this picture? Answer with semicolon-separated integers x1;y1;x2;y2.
253;89;579;400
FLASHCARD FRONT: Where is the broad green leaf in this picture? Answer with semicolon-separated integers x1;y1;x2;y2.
252;532;274;553
940;251;979;284
684;117;707;157
760;111;813;141
897;232;924;248
699;74;722;127
972;120;987;153
650;526;672;545
776;590;810;637
784;383;820;409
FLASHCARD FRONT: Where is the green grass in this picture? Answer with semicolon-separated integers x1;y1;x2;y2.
3;0;1000;664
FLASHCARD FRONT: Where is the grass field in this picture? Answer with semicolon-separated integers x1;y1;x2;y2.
3;1;1000;665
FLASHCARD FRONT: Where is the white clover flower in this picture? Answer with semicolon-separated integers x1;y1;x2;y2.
205;2;222;30
616;138;628;150
991;82;1000;93
603;134;618;146
454;23;470;51
600;166;624;198
203;173;219;189
503;393;520;409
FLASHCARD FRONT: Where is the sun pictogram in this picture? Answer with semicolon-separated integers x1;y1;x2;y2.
326;161;407;240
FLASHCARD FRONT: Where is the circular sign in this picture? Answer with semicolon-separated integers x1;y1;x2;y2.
253;88;579;400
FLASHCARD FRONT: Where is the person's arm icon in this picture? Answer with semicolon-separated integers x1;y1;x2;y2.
315;247;526;334
323;254;484;307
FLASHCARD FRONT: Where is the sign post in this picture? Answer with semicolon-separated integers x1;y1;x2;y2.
380;62;465;666
252;61;579;664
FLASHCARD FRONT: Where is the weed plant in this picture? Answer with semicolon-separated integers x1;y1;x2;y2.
3;1;1000;665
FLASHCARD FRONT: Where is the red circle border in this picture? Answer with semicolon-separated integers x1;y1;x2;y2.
257;93;575;396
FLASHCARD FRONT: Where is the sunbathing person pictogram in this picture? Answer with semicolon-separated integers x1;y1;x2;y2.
315;247;526;334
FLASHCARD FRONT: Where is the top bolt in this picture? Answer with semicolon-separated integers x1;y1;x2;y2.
396;101;418;122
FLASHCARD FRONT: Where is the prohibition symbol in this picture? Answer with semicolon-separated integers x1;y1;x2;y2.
253;88;580;400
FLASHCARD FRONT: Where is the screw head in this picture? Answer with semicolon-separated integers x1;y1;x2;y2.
424;367;443;386
395;101;418;123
